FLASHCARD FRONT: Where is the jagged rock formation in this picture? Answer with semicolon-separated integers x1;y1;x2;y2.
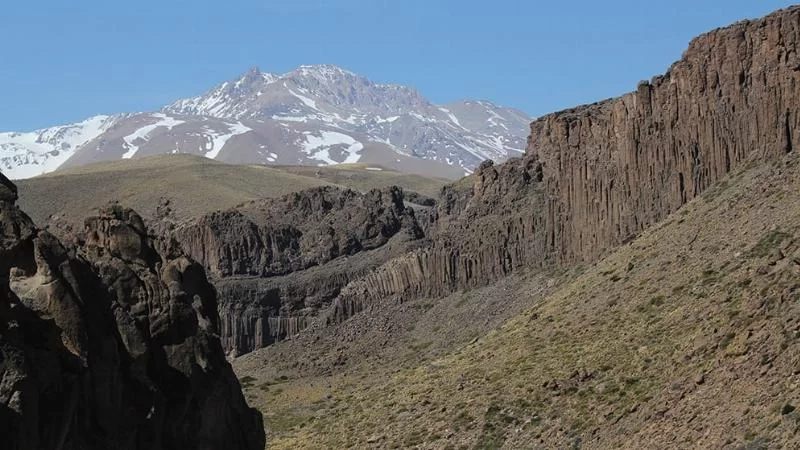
326;158;547;323
530;7;800;264
177;186;421;278
175;186;425;355
166;6;800;356
0;174;264;449
325;5;800;324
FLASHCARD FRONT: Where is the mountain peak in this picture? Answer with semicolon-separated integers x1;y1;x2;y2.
5;64;531;180
285;64;360;84
296;64;356;75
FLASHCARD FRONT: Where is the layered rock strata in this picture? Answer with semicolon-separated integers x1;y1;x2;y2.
326;6;800;324
169;6;800;355
175;186;425;355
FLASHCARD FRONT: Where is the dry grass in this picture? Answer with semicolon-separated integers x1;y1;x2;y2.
16;155;446;227
272;163;448;198
236;153;800;449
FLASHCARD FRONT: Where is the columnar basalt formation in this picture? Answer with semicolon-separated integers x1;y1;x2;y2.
325;6;800;325
529;7;800;263
326;157;547;323
0;174;264;450
174;186;425;354
167;6;800;354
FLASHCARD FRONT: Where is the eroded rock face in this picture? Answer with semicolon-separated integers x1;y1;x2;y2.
178;186;421;278
326;156;547;323
0;190;264;449
529;7;800;264
174;185;425;355
167;6;800;356
325;6;800;324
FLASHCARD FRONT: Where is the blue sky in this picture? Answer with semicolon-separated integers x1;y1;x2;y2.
0;0;795;130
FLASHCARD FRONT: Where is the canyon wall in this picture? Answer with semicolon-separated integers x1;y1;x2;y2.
326;6;800;323
175;186;426;355
167;6;800;355
177;186;421;278
530;6;800;263
0;175;264;450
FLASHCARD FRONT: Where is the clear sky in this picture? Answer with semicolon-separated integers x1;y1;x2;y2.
0;0;795;131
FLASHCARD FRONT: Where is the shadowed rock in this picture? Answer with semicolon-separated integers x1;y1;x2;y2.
0;183;264;449
175;185;424;355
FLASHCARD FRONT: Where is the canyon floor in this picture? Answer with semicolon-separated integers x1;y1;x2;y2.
234;152;800;449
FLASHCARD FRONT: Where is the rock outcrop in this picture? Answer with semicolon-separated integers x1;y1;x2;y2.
166;6;800;356
325;6;800;323
174;186;425;355
529;6;800;264
0;176;264;450
177;186;421;278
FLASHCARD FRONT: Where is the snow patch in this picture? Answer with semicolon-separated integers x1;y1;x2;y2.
374;116;400;124
301;131;363;165
202;122;252;159
271;115;308;123
439;107;463;128
288;88;318;110
122;114;185;159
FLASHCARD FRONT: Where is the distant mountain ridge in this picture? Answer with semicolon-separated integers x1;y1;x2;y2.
0;65;532;180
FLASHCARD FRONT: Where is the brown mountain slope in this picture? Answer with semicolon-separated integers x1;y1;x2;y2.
235;140;800;449
15;154;445;229
281;4;800;337
223;4;800;448
93;3;800;364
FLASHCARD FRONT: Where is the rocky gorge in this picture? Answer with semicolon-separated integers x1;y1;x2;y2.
170;6;800;358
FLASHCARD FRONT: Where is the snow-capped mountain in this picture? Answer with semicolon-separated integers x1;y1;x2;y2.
0;65;532;180
0;115;118;179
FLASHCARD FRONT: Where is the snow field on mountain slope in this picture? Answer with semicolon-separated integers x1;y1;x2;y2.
301;131;364;165
203;122;252;159
0;115;116;179
122;114;185;159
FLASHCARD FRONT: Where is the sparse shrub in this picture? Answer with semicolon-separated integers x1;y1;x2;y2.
239;376;257;388
749;230;792;258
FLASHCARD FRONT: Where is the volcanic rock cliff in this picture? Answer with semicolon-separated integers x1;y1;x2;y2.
0;172;264;449
175;186;425;355
530;6;800;264
167;6;800;357
324;6;800;325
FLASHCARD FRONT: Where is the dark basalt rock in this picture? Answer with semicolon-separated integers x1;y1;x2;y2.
166;6;800;359
0;172;16;203
174;185;425;355
177;185;421;278
323;5;800;327
0;185;264;449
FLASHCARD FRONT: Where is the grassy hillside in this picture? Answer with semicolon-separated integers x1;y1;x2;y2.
234;153;800;448
15;155;446;227
272;163;448;198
